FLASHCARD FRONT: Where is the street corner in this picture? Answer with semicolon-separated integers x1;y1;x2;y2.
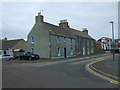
85;58;120;85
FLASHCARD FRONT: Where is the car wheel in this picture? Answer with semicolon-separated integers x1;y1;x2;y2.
9;58;12;60
18;57;21;60
29;57;32;60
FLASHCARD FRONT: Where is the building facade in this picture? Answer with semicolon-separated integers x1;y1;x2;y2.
98;37;112;51
0;38;27;56
27;13;97;59
98;37;120;52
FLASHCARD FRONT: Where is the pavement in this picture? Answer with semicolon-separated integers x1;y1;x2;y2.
85;53;120;85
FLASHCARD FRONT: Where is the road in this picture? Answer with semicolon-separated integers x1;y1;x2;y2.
2;55;118;88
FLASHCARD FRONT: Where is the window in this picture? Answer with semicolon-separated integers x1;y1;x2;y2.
71;47;73;55
83;38;86;46
31;47;34;53
91;40;94;53
3;51;7;55
78;46;80;54
64;37;66;42
83;47;85;55
58;47;61;56
87;40;90;55
30;36;34;44
70;38;73;44
57;36;60;43
87;39;89;46
78;37;80;44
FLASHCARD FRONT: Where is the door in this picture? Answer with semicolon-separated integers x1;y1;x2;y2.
64;47;66;57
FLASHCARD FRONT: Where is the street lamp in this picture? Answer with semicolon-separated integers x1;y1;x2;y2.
109;21;115;61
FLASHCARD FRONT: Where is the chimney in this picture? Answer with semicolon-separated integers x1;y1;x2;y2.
3;37;7;41
59;19;69;28
35;12;44;23
82;28;88;34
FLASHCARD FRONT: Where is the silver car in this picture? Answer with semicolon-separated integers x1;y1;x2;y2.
0;55;13;61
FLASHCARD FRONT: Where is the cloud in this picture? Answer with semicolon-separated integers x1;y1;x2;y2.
1;2;118;40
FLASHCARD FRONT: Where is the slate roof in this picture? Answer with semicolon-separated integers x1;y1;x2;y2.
43;22;75;38
64;27;93;39
0;39;25;50
43;22;94;39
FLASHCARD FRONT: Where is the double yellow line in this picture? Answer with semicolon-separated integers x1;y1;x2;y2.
85;59;120;85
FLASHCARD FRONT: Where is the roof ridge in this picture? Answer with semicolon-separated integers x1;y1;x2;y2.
43;22;94;39
7;39;24;41
43;22;75;38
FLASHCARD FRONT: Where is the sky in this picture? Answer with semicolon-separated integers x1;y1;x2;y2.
0;1;119;40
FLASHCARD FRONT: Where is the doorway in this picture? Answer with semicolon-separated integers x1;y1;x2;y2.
64;47;66;57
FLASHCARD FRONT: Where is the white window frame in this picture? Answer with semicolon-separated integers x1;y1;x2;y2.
70;38;73;44
64;37;66;42
30;36;34;44
58;47;61;56
71;47;74;55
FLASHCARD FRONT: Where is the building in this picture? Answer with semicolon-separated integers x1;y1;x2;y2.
98;37;120;52
118;39;120;51
0;38;27;56
98;37;112;51
27;12;98;59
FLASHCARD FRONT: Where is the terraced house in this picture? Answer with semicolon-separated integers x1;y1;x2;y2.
27;12;97;59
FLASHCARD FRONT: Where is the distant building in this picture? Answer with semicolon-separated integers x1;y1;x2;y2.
98;37;112;50
0;38;27;56
27;12;98;59
114;39;120;52
98;37;120;52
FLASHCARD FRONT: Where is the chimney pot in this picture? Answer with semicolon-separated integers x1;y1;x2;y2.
3;37;7;41
59;19;69;28
35;12;44;23
82;28;88;34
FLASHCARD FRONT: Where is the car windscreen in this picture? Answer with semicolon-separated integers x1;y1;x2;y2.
18;52;27;55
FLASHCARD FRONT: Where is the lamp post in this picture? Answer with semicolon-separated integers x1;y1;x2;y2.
109;21;115;61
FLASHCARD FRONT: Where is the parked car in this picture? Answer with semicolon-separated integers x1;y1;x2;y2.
0;54;14;61
27;52;39;59
16;52;39;60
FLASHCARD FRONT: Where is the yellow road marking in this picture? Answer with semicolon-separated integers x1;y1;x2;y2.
70;59;96;64
85;60;120;85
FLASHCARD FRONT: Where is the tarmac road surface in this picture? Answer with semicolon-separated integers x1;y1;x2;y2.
2;55;118;88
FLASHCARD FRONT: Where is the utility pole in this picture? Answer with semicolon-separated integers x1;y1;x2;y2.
109;21;115;61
